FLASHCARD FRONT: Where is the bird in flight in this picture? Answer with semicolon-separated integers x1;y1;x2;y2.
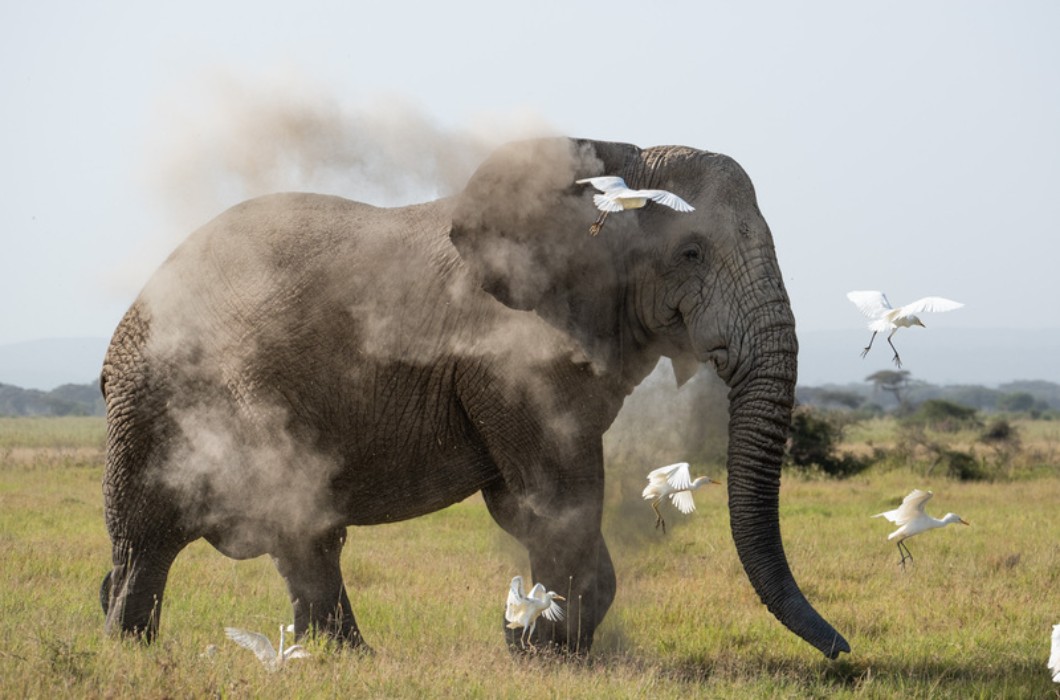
872;489;968;570
224;624;310;671
577;176;694;235
642;462;716;534
847;290;963;368
504;575;565;650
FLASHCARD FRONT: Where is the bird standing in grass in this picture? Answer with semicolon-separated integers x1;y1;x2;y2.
846;290;963;368
577;176;694;235
642;462;716;534
872;489;969;570
504;575;565;650
224;624;310;671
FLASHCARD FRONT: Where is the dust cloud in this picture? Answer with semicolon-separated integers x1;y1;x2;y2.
144;70;558;232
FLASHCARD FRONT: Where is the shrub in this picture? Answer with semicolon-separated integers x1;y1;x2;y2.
785;408;870;478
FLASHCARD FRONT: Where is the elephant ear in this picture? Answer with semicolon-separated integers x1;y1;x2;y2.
450;137;642;311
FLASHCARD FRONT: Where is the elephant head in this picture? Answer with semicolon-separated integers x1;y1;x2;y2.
450;137;850;658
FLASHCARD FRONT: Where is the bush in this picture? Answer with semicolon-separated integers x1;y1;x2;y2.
905;399;981;432
785;408;869;478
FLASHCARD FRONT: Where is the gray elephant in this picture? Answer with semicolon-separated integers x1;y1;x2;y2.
99;137;850;659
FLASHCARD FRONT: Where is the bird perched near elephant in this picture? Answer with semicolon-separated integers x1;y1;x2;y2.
99;136;850;660
225;624;310;671
504;576;565;650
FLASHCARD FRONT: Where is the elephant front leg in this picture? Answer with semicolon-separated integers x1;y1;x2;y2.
102;539;185;642
271;526;369;650
483;482;615;656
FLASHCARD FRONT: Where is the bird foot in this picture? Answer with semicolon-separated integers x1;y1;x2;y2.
588;223;602;236
892;355;903;368
860;347;870;358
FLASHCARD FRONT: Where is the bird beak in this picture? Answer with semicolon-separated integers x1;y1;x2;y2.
916;320;926;327
959;518;970;526
553;594;566;601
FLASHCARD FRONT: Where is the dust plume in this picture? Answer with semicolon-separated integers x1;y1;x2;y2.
144;69;558;232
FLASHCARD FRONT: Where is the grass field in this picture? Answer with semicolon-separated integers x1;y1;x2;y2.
1;416;1058;698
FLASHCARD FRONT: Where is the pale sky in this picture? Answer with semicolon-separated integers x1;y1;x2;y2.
3;1;1059;361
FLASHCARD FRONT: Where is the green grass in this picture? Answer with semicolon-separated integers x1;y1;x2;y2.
2;417;1059;697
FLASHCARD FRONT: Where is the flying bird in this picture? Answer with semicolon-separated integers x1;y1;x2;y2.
576;176;694;235
847;290;963;368
872;489;968;570
642;461;716;534
224;624;310;671
504;575;565;650
1050;624;1060;683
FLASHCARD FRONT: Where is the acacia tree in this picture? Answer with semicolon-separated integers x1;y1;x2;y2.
866;370;912;410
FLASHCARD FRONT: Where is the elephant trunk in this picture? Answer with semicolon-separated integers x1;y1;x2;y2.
724;324;850;659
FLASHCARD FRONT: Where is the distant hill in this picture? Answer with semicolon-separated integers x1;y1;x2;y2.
0;337;108;391
0;381;104;416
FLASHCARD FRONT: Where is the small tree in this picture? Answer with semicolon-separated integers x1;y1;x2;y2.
866;370;912;411
785;407;869;478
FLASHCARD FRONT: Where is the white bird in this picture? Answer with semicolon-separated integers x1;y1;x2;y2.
224;624;310;671
504;575;565;649
577;176;694;235
641;462;717;534
847;290;963;368
872;489;969;570
1049;624;1060;683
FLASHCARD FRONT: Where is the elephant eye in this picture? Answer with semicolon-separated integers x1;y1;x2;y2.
676;242;705;264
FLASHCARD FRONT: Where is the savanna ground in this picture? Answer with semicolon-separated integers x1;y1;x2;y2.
1;415;1058;698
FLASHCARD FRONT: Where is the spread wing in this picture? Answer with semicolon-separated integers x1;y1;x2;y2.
224;627;276;664
642;189;694;212
576;176;627;193
592;193;626;212
505;576;525;623
282;645;311;661
874;489;932;525
669;490;697;515
664;462;692;491
541;597;566;622
847;290;892;319
898;296;964;315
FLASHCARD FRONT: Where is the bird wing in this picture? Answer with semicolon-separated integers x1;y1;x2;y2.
669;489;697;514
224;627;276;664
664;462;693;491
875;489;933;525
576;176;627;192
846;290;892;319
899;296;964;315
641;189;695;212
541;597;566;622
592;193;626;212
506;576;525;622
282;645;311;660
1049;624;1060;680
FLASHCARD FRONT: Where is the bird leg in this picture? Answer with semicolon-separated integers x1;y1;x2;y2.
588;211;609;236
896;540;914;571
886;331;903;368
651;500;667;534
860;331;877;358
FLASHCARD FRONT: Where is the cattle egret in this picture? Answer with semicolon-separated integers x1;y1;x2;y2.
224;624;310;671
504;575;565;649
872;489;968;569
577;176;694;235
642;461;717;534
846;291;962;368
1050;624;1060;683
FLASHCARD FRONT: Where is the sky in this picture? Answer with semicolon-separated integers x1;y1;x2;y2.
2;1;1059;385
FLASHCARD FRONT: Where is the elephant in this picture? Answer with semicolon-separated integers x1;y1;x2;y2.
99;136;850;659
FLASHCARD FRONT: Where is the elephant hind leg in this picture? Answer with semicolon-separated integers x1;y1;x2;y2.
272;526;369;650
